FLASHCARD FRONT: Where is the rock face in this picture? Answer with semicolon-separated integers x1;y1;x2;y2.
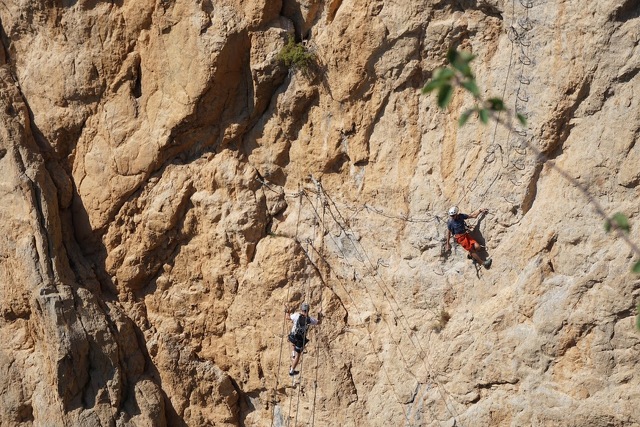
1;0;639;426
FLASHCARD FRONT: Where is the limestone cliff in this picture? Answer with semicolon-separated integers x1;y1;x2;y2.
1;0;639;426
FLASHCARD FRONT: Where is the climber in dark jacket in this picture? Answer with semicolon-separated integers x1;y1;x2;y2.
445;205;492;268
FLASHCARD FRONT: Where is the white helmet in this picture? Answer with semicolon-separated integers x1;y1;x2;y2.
448;206;459;216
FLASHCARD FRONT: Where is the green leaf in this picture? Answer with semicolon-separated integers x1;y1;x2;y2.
459;109;473;126
450;50;476;78
437;84;453;108
478;108;489;124
453;61;473;78
633;261;640;274
461;80;480;98
435;67;455;81
458;50;476;63
604;219;612;233
422;78;443;94
517;113;528;126
612;212;630;233
422;68;455;94
487;97;505;111
447;49;459;65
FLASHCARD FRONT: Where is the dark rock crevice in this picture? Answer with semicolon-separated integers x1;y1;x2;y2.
612;0;640;22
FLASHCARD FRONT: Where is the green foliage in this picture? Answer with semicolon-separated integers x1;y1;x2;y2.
425;48;640;285
462;80;480;98
448;49;475;78
423;68;456;108
437;84;454;108
277;36;314;71
478;108;489;124
604;212;630;233
517;113;528;126
487;98;505;111
423;48;529;127
423;50;477;109
459;109;473;126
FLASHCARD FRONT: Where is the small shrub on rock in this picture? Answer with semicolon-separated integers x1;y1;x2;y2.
277;36;314;71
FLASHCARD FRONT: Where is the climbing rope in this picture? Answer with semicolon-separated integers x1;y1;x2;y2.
319;184;466;426
302;229;451;427
281;182;413;423
292;348;305;427
271;187;305;427
300;237;414;424
309;196;326;427
287;188;308;427
274;279;291;427
458;0;536;208
257;176;470;425
285;184;327;427
302;181;466;426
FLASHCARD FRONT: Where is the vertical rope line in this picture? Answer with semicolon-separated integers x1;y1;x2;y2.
293;347;305;427
284;188;306;427
287;370;295;427
309;197;326;426
271;268;291;427
296;184;303;238
294;186;319;427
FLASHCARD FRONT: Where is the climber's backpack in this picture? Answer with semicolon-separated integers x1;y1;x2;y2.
288;314;309;345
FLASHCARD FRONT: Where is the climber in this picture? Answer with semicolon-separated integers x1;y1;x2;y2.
445;205;492;268
285;302;321;376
